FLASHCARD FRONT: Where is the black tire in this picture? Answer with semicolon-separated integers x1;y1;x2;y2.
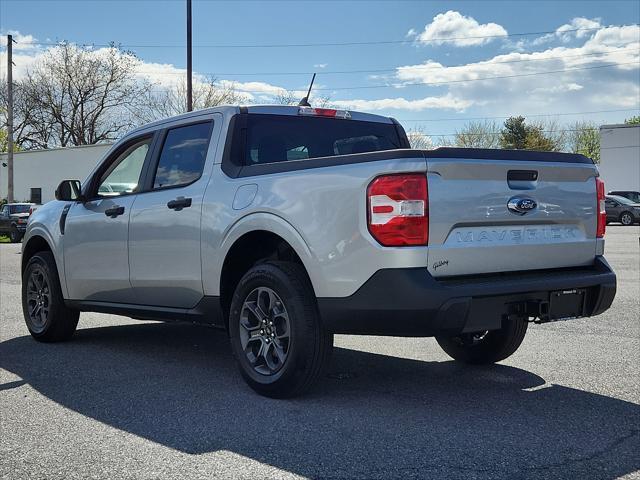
22;251;79;342
435;317;528;365
229;261;333;398
9;227;22;243
619;211;635;226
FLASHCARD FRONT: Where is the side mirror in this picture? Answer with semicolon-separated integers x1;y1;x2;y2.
55;180;83;201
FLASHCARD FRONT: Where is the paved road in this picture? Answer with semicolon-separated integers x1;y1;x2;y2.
1;226;639;480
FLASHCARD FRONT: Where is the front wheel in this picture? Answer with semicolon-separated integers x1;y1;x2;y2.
436;317;528;365
22;251;79;342
619;212;635;226
9;227;22;243
229;261;333;398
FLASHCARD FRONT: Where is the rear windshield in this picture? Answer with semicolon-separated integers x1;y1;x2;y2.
244;114;403;165
10;205;31;214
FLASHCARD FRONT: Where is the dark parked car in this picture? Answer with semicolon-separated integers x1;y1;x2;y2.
608;191;640;203
0;203;35;242
605;195;640;226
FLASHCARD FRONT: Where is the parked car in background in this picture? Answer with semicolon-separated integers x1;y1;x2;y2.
608;191;640;204
0;203;36;242
605;195;640;226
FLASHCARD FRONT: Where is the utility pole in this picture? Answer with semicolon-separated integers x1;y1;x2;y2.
6;34;15;202
186;0;193;112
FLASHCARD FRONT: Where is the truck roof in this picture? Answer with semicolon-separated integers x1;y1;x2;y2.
125;105;395;138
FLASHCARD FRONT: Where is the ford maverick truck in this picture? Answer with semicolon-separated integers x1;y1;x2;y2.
21;105;616;397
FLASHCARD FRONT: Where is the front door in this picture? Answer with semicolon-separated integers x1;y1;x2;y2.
63;135;153;303
128;120;215;308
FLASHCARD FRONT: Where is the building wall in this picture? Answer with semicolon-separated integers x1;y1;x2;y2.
599;124;640;192
0;144;113;204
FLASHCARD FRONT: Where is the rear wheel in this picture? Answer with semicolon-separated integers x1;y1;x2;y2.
229;261;333;398
22;251;79;342
619;211;634;226
436;317;528;365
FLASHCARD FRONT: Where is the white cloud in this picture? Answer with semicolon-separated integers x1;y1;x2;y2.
313;63;328;69
0;30;40;51
412;11;508;47
393;22;639;112
533;17;602;45
332;93;474;112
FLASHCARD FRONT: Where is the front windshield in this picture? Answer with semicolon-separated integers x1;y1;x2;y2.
10;205;31;214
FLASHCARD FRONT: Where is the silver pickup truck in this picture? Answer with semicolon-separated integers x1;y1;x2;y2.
21;105;616;397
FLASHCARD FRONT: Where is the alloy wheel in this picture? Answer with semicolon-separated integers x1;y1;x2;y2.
239;287;291;375
26;267;51;333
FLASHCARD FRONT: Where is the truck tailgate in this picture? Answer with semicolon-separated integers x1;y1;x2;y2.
425;153;599;278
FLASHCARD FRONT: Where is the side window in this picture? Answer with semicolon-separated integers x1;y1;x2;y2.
97;138;151;197
153;122;213;189
0;206;8;218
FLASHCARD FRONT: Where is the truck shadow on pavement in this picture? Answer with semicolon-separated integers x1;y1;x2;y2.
1;321;638;479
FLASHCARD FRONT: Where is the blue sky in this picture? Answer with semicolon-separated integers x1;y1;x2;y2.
1;0;639;139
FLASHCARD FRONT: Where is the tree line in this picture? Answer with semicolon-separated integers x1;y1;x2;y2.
1;43;638;163
408;116;604;162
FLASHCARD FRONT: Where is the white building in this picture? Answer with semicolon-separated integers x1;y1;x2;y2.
598;124;640;192
0;143;112;204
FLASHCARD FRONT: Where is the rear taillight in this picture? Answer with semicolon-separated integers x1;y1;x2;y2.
596;177;606;238
367;174;428;246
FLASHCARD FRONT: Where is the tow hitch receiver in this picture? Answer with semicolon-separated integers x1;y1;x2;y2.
507;289;587;324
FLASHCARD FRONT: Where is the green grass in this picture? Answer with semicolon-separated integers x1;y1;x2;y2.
0;235;11;243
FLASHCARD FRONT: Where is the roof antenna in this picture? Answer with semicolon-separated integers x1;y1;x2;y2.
298;73;316;107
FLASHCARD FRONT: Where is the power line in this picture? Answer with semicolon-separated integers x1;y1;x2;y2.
133;47;639;76
14;24;639;49
314;62;638;91
144;61;638;94
402;108;640;122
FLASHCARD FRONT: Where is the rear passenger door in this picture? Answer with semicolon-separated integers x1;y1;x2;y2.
128;119;217;308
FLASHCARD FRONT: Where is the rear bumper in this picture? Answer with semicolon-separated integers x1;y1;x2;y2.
317;257;616;336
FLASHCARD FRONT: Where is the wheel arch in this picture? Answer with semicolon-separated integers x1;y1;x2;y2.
218;217;318;327
22;234;54;273
21;232;69;299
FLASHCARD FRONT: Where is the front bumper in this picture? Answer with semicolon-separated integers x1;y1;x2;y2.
317;257;616;336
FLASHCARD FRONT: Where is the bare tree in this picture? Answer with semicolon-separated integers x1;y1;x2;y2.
1;43;152;149
406;126;434;150
448;120;501;148
134;77;249;124
272;89;334;107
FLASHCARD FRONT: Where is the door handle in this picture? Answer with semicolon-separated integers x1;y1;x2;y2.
104;206;125;218
167;197;192;211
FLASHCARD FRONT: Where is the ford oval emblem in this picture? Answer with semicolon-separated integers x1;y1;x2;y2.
508;196;537;215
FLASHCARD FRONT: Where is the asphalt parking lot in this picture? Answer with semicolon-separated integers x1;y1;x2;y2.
0;226;638;480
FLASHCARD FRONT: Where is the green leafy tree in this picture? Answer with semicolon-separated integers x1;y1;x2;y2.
500;116;563;151
0;127;7;153
624;116;640;125
566;121;600;163
500;116;528;149
0;126;20;153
